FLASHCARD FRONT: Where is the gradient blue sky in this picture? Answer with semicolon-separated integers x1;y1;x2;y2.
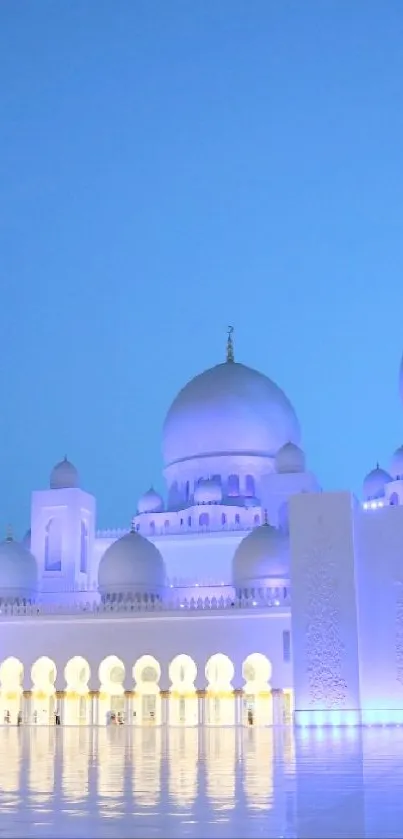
1;1;403;536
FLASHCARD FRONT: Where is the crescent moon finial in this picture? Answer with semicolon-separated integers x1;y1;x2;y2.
226;326;234;362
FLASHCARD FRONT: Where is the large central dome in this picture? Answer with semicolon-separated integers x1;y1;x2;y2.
163;353;300;468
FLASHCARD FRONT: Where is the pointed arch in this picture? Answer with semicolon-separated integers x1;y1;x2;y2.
168;655;198;726
132;656;162;725
44;518;62;571
80;521;88;573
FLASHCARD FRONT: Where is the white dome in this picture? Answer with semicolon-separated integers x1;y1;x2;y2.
163;360;300;468
232;523;289;588
98;530;166;599
194;478;223;505
390;446;403;480
363;465;392;500
137;488;164;514
50;457;79;490
0;537;38;602
275;441;306;474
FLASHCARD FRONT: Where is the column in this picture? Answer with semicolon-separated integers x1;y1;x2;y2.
289;491;361;726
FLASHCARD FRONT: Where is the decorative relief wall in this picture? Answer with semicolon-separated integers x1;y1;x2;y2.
395;584;403;687
303;516;348;709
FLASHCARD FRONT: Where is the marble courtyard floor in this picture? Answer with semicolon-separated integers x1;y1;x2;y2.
0;725;401;838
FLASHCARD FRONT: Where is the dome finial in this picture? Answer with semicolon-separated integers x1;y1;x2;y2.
226;326;234;363
263;509;269;526
130;517;136;533
6;523;13;542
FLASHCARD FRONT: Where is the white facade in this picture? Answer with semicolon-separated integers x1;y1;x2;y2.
0;609;292;691
2;334;403;727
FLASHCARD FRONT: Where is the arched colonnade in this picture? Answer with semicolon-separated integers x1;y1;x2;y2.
0;654;293;727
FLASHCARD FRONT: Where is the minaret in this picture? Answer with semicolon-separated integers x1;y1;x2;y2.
226;326;235;363
6;524;13;542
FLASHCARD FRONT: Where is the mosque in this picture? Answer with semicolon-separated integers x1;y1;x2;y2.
1;328;403;729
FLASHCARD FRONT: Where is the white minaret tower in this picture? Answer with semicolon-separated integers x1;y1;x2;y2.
30;457;96;604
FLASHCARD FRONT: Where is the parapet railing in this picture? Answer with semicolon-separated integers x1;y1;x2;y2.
0;594;291;619
95;521;257;539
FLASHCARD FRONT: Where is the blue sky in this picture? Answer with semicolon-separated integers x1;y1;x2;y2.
1;1;403;535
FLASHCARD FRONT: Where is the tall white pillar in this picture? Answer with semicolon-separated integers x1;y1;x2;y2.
289;491;361;725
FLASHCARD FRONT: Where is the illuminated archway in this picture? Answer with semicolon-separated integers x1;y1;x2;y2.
242;653;272;726
98;656;125;725
168;654;198;726
31;656;57;725
205;654;235;726
132;656;162;725
64;656;91;725
0;657;23;725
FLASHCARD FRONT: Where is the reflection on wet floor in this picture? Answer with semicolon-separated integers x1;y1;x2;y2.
0;725;403;837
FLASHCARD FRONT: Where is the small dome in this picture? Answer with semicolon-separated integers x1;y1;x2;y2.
390;446;403;480
275;441;306;474
137;488;164;514
232;523;288;589
0;536;38;602
98;530;166;600
363;465;392;500
194;478;223;505
50;457;79;490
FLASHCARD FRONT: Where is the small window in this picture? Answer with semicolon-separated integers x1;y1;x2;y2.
169;481;179;507
180;518;184;526
80;520;88;573
149;521;155;534
187;516;192;527
283;630;291;662
253;514;260;525
390;492;399;506
227;474;240;496
221;513;227;525
199;512;209;527
235;513;240;525
245;474;255;496
164;520;170;529
278;501;289;533
44;518;62;572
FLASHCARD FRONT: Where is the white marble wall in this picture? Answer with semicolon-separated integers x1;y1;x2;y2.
0;608;292;691
289;491;361;725
354;504;403;723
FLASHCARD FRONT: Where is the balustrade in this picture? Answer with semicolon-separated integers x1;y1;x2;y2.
0;590;290;619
